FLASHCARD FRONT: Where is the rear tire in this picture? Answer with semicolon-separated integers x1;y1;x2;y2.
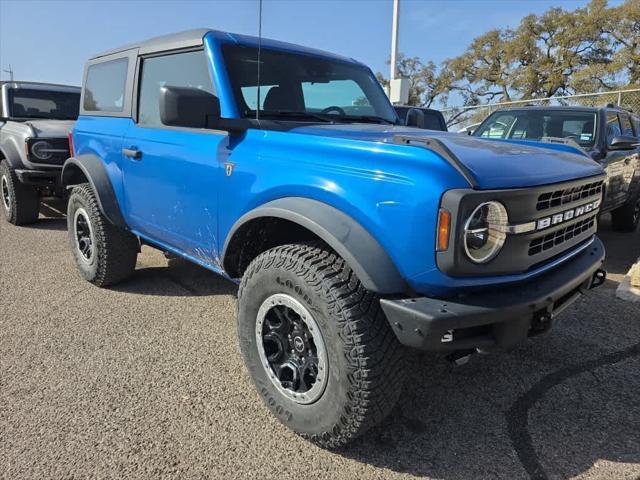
67;183;138;286
237;243;406;448
611;197;640;232
0;160;40;225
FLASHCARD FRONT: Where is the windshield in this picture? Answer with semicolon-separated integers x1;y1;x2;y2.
474;109;598;148
8;88;80;120
222;44;397;124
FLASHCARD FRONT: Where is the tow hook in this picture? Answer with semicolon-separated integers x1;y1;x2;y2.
446;349;476;366
590;269;606;289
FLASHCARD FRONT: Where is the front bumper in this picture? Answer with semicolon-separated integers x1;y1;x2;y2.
15;168;61;188
380;236;606;351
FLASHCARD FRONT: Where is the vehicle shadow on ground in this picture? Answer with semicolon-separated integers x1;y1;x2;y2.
597;214;640;278
338;329;640;479
32;201;67;231
31;217;67;231
113;257;238;297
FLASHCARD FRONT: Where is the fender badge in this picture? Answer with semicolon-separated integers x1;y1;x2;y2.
225;162;234;177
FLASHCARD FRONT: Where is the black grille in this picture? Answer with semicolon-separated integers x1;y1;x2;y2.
27;138;70;166
536;181;603;211
528;215;596;256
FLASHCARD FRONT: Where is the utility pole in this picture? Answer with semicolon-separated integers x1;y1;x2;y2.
3;64;14;81
388;0;408;104
390;0;399;81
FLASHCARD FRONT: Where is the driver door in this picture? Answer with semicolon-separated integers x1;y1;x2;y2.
121;49;226;262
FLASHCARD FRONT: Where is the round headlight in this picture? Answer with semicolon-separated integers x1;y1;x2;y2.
463;201;508;264
31;140;54;160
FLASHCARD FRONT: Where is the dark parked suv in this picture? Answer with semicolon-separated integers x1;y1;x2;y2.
0;81;80;225
474;105;640;231
393;105;447;131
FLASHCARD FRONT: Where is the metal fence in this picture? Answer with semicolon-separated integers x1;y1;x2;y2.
443;88;640;131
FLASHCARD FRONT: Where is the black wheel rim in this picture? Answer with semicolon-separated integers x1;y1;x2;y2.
73;208;94;263
256;294;327;404
1;175;10;212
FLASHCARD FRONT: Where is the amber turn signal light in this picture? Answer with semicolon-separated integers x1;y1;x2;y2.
437;209;451;251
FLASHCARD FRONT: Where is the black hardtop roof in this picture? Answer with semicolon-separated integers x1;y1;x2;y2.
90;28;211;59
88;28;361;66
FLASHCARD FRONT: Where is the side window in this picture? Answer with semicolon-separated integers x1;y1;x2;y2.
619;112;634;137
138;50;214;127
606;111;622;143
84;58;128;112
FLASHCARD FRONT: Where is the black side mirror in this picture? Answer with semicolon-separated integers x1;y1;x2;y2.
160;86;220;129
608;135;639;151
405;108;425;129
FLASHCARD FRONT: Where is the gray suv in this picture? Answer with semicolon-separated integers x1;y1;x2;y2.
474;105;640;231
0;81;80;225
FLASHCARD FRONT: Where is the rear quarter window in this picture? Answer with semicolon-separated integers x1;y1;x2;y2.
83;58;128;112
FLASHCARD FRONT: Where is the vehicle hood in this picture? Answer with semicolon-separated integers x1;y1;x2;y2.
25;119;76;138
289;124;604;189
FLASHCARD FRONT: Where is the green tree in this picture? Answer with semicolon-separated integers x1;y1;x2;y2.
445;29;516;104
376;53;449;107
602;0;640;84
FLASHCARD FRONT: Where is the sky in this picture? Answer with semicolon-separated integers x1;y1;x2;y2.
0;0;621;107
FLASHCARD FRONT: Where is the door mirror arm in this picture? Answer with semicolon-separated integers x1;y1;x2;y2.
208;117;249;135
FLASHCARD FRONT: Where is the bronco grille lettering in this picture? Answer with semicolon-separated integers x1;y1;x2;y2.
535;199;600;231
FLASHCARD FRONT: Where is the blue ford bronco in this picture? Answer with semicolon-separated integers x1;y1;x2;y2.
63;29;607;447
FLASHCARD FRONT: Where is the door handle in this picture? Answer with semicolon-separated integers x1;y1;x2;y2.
122;147;142;160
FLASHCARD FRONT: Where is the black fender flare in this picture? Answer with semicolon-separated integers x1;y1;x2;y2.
0;144;25;169
61;155;128;229
222;197;407;294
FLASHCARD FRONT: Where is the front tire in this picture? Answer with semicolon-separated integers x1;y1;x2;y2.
0;160;40;225
611;197;640;232
67;183;138;286
237;243;406;448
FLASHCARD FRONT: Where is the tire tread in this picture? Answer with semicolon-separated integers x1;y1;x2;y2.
67;183;138;286
238;242;406;448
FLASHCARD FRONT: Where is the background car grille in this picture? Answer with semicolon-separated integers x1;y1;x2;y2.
536;180;603;211
27;138;70;166
528;214;597;256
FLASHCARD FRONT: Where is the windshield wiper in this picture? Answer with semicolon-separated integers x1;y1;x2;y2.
248;110;396;125
339;115;396;125
250;110;335;123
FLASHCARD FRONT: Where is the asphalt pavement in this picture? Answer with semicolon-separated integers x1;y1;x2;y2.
1;205;639;480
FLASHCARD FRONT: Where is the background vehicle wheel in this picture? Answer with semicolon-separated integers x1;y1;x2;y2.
67;183;139;286
611;198;640;232
237;243;406;448
0;160;40;225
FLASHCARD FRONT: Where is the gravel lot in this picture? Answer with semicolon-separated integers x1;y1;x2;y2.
1;204;639;480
